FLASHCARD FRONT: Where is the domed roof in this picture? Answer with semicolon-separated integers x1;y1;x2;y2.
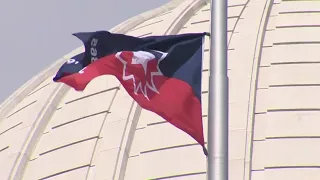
1;0;320;179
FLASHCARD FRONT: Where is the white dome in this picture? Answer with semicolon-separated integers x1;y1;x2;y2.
1;0;320;179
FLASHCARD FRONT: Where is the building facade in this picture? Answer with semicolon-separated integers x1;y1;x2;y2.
1;0;320;179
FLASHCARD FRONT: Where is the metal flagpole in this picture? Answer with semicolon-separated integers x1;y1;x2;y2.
207;0;228;179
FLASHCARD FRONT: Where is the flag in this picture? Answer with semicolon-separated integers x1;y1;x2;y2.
53;31;208;154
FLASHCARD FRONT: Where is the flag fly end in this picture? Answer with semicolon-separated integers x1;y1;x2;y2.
203;146;209;156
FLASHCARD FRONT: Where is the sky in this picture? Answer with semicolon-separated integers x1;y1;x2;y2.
0;0;170;103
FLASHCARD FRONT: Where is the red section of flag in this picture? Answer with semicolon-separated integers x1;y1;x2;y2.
58;52;205;147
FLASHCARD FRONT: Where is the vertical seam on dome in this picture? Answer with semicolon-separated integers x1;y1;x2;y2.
84;85;122;180
116;102;142;180
243;0;275;179
9;84;68;180
227;3;249;48
164;0;209;35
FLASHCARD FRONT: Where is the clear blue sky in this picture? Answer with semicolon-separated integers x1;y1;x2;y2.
0;0;170;103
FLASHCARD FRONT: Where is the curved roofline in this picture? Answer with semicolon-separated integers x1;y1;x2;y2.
0;0;186;122
110;0;187;34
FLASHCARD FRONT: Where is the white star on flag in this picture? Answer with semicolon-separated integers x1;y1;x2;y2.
115;50;167;100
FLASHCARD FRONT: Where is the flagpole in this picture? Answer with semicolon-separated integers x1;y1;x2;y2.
207;0;228;179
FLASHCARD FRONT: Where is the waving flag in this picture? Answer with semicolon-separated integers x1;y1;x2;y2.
53;31;208;154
